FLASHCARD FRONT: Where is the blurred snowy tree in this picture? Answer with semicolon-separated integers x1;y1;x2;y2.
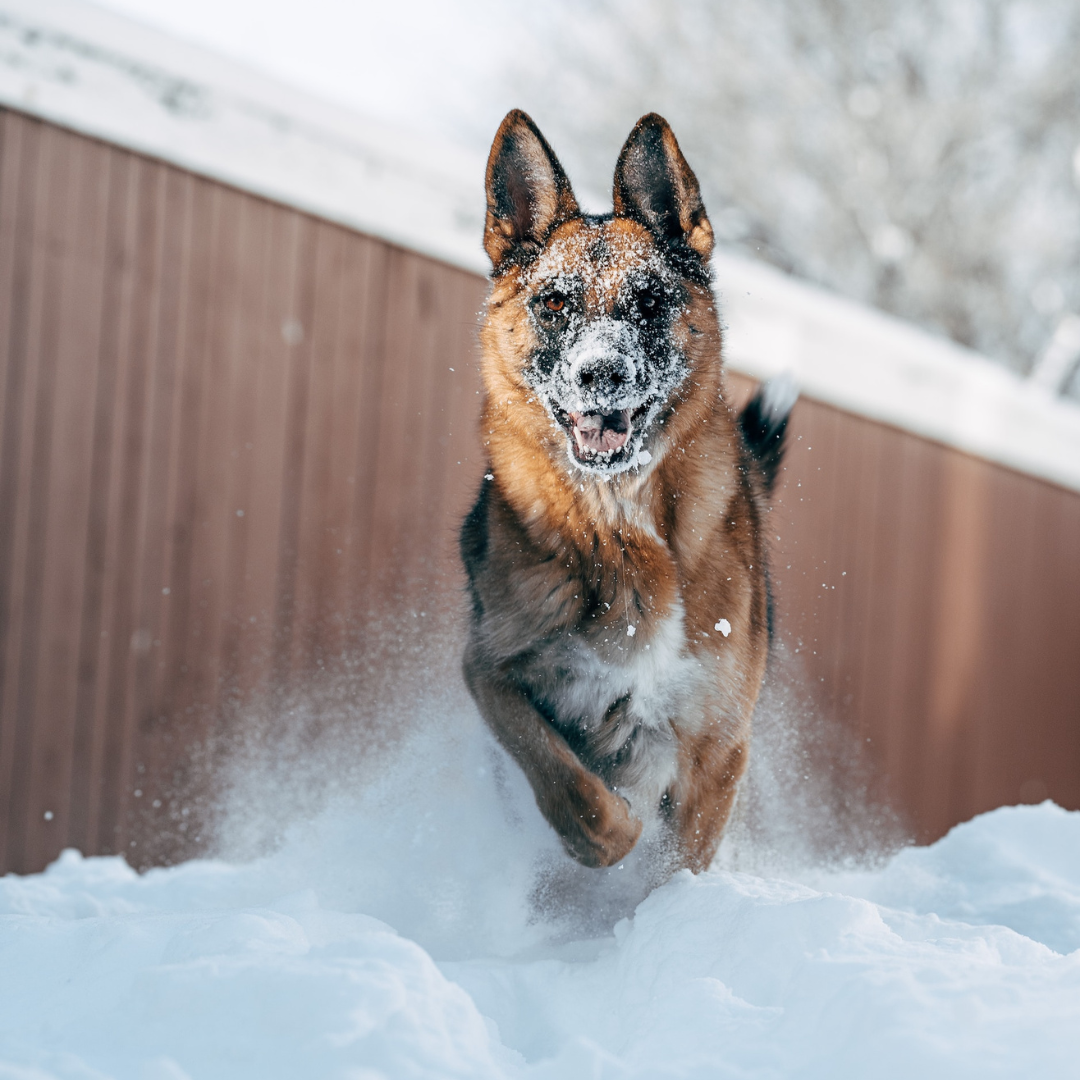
505;0;1080;391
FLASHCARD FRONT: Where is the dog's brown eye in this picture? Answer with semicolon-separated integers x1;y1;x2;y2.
544;294;565;312
638;293;659;317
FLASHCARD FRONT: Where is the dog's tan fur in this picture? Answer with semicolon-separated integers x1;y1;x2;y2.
461;111;783;873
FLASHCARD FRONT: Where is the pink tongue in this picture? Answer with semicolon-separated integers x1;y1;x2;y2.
570;410;632;454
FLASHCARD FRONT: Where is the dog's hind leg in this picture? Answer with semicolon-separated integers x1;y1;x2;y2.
463;645;643;868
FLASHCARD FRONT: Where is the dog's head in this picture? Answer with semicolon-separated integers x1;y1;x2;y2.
481;110;718;479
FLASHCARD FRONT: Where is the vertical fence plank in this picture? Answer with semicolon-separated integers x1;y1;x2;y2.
6;121;76;872
68;144;133;855
83;148;142;859
94;151;167;860
0;109;37;871
289;222;365;670
341;241;392;632
270;213;319;688
23;128;111;866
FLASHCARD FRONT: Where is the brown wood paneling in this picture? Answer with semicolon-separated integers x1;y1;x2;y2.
0;106;1077;873
0;112;33;871
759;390;1080;842
0;109;488;871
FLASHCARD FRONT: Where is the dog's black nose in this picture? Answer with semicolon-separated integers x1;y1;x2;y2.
575;356;631;396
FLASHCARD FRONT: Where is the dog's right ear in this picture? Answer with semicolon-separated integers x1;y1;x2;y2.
484;110;580;274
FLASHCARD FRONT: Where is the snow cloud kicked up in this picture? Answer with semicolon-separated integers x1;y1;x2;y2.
1;667;1079;1079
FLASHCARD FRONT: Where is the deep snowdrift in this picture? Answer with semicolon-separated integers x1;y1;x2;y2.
2;701;1078;1080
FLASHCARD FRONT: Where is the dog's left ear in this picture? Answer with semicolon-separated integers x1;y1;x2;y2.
484;110;580;273
613;114;713;261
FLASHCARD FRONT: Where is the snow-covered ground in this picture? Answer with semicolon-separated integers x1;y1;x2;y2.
2;692;1078;1080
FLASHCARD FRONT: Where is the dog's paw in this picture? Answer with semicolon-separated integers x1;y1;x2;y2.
555;771;643;868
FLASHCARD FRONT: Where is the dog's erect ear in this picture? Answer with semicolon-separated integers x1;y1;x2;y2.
613;114;713;262
484;110;580;273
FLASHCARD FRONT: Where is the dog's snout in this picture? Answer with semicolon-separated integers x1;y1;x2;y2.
563;320;640;408
575;357;631;395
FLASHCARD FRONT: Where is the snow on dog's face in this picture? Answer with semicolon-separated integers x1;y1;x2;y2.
480;111;718;480
520;223;690;474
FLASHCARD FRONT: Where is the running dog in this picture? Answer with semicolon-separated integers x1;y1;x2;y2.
461;110;792;872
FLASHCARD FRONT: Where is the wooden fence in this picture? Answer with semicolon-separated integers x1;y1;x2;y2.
1;107;1078;874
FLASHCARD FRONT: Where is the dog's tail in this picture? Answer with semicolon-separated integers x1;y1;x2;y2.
738;373;798;496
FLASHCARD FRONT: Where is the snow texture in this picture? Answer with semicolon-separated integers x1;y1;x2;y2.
2;704;1078;1080
522;235;687;476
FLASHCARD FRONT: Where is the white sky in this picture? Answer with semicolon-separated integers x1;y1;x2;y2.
87;0;641;212
91;0;524;147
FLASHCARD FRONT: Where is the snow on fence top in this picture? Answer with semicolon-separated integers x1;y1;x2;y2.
713;255;1080;494
4;0;1080;493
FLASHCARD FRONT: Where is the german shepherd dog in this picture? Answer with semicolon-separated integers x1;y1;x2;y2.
461;110;792;874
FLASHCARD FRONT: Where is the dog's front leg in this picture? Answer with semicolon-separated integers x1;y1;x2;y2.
463;647;642;867
667;728;750;872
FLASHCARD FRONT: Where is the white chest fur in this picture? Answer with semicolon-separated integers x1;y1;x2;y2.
554;598;704;731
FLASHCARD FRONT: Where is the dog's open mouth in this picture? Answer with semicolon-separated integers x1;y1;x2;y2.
570;409;631;456
562;404;650;467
